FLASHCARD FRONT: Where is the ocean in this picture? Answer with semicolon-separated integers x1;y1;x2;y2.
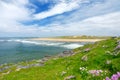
0;37;88;64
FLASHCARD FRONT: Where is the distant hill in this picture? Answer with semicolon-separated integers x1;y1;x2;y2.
54;35;111;39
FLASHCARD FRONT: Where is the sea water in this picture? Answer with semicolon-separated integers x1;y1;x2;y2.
0;37;88;64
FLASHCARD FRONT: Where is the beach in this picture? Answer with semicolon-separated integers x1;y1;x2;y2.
30;38;105;42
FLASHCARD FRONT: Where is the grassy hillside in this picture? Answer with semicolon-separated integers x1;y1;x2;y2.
0;38;120;80
54;35;111;39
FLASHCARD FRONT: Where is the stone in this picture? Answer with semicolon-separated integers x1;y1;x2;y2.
64;75;76;80
81;55;88;61
2;71;10;75
63;50;74;54
106;60;111;64
117;40;120;43
115;44;120;50
84;48;90;52
61;71;67;76
16;68;21;71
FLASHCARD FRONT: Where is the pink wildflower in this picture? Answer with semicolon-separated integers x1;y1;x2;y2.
111;74;119;80
117;72;120;77
88;70;103;76
106;77;111;80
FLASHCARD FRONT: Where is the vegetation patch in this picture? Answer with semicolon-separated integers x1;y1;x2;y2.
0;37;120;80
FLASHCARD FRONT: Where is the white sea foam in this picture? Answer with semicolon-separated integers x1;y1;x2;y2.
4;39;64;46
7;39;43;45
61;44;83;49
0;40;5;42
0;39;83;49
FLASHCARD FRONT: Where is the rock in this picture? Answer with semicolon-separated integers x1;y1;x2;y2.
114;44;120;56
61;71;67;76
115;44;120;50
2;71;10;75
117;40;120;45
33;63;43;67
36;59;42;63
84;48;90;52
64;75;76;80
106;60;111;64
105;51;112;55
0;66;11;72
44;55;51;59
17;65;29;69
16;68;21;71
53;58;58;60
81;55;88;61
58;50;74;57
63;50;74;55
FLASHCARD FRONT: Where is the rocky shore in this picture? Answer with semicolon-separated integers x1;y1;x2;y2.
0;50;76;74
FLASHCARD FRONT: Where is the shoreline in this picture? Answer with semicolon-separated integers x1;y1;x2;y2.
30;38;105;42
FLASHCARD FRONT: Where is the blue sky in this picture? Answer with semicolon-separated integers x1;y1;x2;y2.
0;0;120;37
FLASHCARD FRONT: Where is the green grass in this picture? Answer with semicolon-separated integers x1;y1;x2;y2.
53;35;111;39
0;38;120;80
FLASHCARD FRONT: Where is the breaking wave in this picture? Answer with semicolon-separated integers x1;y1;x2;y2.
0;39;83;49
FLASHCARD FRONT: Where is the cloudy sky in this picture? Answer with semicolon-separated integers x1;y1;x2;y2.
0;0;120;37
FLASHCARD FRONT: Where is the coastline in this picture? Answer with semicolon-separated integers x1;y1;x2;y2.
30;38;105;42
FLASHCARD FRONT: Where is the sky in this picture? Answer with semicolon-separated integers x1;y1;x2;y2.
0;0;120;37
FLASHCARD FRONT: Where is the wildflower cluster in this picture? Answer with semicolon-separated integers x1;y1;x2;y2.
79;67;87;71
88;70;103;76
106;72;120;80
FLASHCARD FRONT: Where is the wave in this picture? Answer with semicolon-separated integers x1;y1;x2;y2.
0;40;5;42
0;39;83;49
61;44;83;49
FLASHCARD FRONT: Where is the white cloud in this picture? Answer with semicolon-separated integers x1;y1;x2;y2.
81;12;120;26
0;0;34;33
0;0;120;37
34;0;89;20
39;11;120;36
0;0;32;21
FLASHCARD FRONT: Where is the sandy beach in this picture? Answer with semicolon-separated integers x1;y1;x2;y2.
30;38;105;42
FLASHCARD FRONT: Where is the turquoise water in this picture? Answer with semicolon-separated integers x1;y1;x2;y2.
0;38;87;64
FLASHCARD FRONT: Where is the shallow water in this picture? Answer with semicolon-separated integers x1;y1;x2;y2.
0;38;87;64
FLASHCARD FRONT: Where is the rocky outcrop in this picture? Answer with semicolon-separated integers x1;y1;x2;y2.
58;50;75;57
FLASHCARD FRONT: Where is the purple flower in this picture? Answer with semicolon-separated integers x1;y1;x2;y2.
117;72;120;77
105;72;120;80
111;74;119;80
106;77;111;80
88;70;103;76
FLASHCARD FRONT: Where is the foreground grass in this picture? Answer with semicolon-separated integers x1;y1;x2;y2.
0;38;120;80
